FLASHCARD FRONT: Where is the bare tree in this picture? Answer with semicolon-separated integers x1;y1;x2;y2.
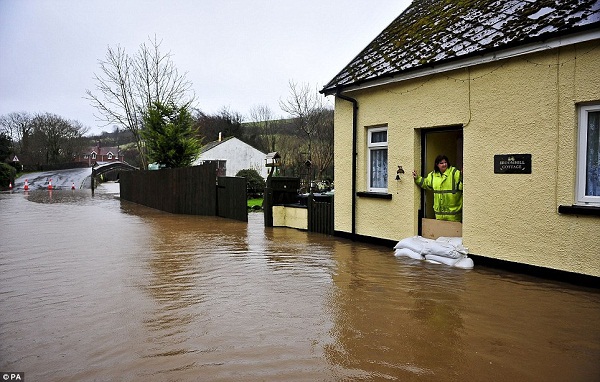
0;111;33;155
276;134;304;177
64;120;91;160
193;107;244;143
135;37;194;114
311;108;334;180
279;81;333;184
86;36;194;168
1;111;89;167
248;104;278;152
279;81;325;162
29;113;89;165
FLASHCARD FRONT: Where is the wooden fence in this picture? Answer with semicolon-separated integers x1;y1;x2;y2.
217;176;247;222
120;162;247;221
264;176;334;235
308;194;334;235
263;177;300;227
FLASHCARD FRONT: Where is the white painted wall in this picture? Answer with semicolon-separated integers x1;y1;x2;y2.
193;137;268;178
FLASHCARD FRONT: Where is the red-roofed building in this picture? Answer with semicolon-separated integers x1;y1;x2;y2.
75;143;124;167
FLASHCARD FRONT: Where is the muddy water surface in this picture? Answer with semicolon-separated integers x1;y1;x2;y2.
1;185;599;381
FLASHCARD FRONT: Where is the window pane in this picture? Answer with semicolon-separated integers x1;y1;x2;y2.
371;130;387;143
586;111;600;196
370;148;388;188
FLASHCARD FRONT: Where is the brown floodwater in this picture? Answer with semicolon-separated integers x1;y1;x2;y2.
1;184;599;382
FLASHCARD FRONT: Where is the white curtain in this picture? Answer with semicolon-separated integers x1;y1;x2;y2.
370;149;388;189
587;111;599;196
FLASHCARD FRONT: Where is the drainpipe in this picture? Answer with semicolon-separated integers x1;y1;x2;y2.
335;90;358;240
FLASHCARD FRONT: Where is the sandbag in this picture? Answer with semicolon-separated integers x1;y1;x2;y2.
453;257;474;269
393;235;474;268
421;241;463;259
424;254;461;266
394;248;423;260
436;236;469;255
436;236;462;247
393;236;432;253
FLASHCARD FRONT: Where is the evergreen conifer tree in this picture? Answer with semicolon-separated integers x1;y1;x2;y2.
142;102;201;168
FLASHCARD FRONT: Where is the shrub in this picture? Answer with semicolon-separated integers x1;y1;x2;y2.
236;169;265;196
0;162;16;188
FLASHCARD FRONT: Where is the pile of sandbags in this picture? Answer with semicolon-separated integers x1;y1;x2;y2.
393;236;474;269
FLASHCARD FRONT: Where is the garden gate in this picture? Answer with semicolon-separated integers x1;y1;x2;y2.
217;176;248;222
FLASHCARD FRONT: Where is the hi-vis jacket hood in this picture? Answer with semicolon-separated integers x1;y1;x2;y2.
415;166;463;222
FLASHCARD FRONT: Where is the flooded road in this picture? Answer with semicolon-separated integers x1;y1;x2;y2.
1;185;599;381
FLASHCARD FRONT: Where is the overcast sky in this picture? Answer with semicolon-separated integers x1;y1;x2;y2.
0;0;411;135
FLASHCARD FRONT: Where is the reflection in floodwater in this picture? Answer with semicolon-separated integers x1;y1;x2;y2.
324;242;467;380
0;187;599;381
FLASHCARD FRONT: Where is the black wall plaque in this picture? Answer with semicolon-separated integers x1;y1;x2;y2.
494;154;532;174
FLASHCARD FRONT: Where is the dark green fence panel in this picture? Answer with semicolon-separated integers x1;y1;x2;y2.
270;177;301;204
264;176;301;227
217;176;247;222
308;194;334;235
120;162;218;215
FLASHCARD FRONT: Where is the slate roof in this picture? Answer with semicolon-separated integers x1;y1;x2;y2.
199;136;234;153
322;0;600;94
200;139;224;153
199;136;265;154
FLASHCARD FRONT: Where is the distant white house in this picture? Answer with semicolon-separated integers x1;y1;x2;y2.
192;137;268;178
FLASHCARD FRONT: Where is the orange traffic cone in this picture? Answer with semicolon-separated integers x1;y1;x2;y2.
48;179;53;190
24;179;29;191
71;182;75;190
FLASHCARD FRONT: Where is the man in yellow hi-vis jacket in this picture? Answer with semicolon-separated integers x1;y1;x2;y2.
412;155;463;222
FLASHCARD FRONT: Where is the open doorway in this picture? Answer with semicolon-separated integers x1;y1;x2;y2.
419;126;463;238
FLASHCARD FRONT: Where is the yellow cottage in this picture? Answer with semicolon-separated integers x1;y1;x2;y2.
321;0;600;279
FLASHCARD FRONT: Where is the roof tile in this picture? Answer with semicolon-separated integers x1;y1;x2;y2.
322;0;600;93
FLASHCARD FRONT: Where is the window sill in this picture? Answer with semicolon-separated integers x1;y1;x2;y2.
356;191;392;199
558;205;600;216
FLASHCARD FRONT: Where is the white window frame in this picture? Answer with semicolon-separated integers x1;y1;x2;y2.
367;126;388;193
576;104;600;205
107;152;113;160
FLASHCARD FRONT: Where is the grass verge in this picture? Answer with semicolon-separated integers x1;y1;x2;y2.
248;198;263;210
